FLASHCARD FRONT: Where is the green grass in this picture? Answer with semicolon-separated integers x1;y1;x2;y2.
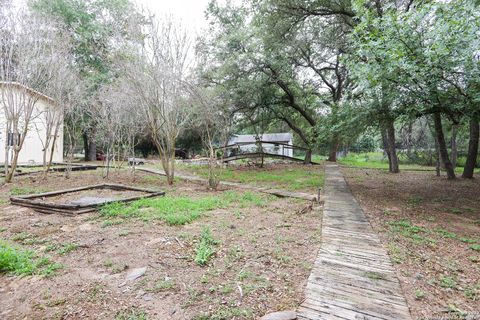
0;240;62;276
99;191;267;226
194;226;218;266
115;309;147;320
9;186;49;196
338;152;480;173
176;164;324;192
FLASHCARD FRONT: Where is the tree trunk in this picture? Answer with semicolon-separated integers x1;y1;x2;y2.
451;124;458;168
327;137;338;162
434;134;441;177
83;133;89;161
382;119;400;173
433;113;455;179
462;118;479;179
304;149;312;164
381;128;392;172
88;138;96;161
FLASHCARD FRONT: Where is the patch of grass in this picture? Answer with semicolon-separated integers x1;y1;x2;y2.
178;165;324;192
150;277;175;292
434;228;457;239
469;244;480;251
439;276;457;289
459;237;477;244
388;220;435;245
56;243;78;255
101;219;123;228
406;196;423;208
99;192;265;226
193;307;252;320
469;256;479;263
115;308;147;320
387;243;406;264
194;226;218;266
463;284;480;301
448;208;463;215
9;186;48;196
414;289;426;300
0;240;62;276
11;232;47;246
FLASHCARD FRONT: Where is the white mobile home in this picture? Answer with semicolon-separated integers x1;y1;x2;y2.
227;133;294;157
0;82;63;164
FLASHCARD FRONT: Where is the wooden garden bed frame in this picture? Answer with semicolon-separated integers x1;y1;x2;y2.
10;183;165;215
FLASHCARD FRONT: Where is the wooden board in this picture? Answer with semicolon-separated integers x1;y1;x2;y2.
10;183;165;215
297;164;412;320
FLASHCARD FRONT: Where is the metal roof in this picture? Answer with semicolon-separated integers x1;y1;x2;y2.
228;133;293;144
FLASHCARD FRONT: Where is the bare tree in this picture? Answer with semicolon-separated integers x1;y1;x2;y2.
0;9;67;182
187;85;231;189
123;15;192;185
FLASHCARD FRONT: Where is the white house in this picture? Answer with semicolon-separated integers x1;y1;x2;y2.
0;82;63;164
227;133;294;157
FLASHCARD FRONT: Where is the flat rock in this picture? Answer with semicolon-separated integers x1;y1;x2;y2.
126;267;147;281
260;311;297;320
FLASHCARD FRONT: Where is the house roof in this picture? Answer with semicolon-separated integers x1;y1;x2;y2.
228;133;293;144
0;81;55;104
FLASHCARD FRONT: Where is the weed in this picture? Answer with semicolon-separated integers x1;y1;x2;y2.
388;220;435;245
115;308;147;320
0;227;6;232
459;237;476;244
194;226;218;266
118;230;130;237
150;277;175;292
406;196;423;208
219;283;234;294
439;276;457;289
0;240;61;276
463;284;480;301
387;243;405;264
448;208;463;215
469;244;480;251
434;228;457;239
193;307;252;320
100;195;231;226
468;256;479;263
56;243;78;255
101;219;123;228
9;186;48;196
414;289;426;300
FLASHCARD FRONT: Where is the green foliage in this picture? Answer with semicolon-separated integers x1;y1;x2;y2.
115;309;147;320
0;241;62;276
194;226;218;266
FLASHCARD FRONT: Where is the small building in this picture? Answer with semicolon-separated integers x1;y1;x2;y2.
227;133;294;157
0;82;63;164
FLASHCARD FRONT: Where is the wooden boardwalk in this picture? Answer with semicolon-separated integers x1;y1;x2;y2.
297;164;411;320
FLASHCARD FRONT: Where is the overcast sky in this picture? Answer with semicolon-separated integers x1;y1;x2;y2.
135;0;211;35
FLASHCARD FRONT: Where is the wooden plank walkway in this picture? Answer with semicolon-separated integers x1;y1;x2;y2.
297;164;411;320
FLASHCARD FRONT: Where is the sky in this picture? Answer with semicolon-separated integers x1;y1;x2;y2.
135;0;211;35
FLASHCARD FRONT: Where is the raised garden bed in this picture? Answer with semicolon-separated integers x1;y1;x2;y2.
10;183;165;215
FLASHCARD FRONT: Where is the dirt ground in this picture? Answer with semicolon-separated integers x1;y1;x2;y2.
0;168;322;319
342;167;480;319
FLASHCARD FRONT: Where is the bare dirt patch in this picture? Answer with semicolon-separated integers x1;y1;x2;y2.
0;169;322;319
342;167;480;319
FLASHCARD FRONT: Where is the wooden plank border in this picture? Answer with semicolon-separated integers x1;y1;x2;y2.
10;183;165;215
